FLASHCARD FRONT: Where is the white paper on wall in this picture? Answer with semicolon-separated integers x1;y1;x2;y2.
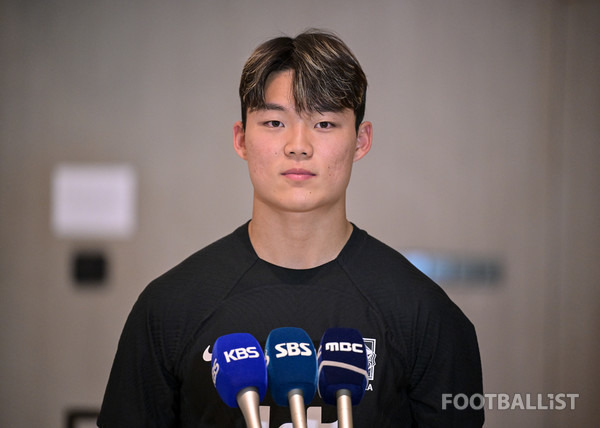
51;163;137;239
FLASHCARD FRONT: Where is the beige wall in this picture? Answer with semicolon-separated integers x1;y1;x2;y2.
1;1;598;427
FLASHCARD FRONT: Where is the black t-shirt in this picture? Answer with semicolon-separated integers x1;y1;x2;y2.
98;222;484;427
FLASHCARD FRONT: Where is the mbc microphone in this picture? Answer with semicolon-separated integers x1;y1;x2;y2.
211;333;267;428
265;327;318;428
317;327;369;428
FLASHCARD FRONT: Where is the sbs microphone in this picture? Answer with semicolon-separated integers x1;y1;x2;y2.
265;327;318;428
211;333;267;428
317;327;369;428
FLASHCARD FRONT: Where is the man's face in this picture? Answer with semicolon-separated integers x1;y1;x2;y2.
233;69;372;216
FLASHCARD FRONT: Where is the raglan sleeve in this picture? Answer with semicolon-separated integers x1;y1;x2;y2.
97;284;180;428
406;285;485;427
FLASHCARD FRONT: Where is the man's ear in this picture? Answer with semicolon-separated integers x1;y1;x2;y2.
233;121;247;160
354;121;373;162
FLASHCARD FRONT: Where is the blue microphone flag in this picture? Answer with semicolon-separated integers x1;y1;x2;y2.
265;327;318;406
211;332;267;408
317;327;369;405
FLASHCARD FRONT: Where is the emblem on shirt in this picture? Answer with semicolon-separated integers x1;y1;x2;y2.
363;337;377;390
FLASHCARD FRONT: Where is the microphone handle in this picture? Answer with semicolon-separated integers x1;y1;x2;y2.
337;389;353;428
237;387;262;428
288;388;307;428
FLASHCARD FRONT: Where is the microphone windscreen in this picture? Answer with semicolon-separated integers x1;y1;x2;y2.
317;327;369;405
211;333;267;408
265;327;318;406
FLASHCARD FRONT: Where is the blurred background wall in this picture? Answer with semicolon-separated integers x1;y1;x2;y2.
1;0;598;427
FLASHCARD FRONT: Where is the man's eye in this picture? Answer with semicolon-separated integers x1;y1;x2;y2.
315;121;334;129
265;120;283;128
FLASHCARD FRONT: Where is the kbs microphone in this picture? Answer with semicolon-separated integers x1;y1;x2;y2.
317;328;369;428
265;327;318;428
211;333;267;428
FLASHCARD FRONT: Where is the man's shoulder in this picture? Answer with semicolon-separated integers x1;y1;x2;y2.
342;227;435;291
344;226;477;352
342;226;461;314
137;223;257;311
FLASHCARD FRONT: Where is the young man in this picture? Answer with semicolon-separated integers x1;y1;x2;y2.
98;29;484;427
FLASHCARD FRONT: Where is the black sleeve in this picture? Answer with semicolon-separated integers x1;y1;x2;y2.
339;229;485;427
405;285;485;427
97;226;253;427
97;287;180;427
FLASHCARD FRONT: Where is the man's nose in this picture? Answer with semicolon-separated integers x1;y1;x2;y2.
284;125;313;158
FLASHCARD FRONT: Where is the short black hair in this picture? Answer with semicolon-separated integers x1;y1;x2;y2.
239;29;368;131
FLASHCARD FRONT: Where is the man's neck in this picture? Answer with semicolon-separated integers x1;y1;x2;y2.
247;210;353;270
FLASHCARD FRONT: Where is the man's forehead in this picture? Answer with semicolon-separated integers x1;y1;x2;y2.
249;103;350;117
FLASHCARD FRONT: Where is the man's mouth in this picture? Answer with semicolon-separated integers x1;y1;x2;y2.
282;168;316;180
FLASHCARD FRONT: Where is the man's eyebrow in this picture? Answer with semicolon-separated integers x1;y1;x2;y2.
258;103;287;112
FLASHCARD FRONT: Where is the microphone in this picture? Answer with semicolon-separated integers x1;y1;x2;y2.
211;333;267;428
265;327;318;428
317;327;369;428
